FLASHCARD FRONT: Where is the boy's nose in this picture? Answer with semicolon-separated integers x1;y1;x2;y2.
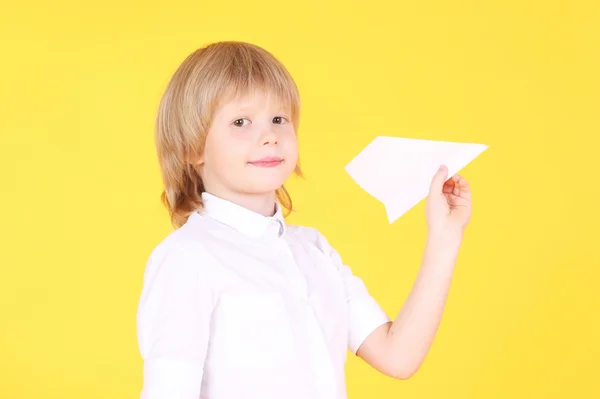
261;129;278;145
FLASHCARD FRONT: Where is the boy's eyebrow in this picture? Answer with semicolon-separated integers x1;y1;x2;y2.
232;104;291;114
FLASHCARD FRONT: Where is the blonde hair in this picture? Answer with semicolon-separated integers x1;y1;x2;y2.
155;41;303;228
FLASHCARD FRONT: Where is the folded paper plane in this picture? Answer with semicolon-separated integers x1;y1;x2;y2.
345;136;488;223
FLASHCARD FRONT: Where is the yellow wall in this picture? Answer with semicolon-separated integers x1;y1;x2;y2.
1;1;598;398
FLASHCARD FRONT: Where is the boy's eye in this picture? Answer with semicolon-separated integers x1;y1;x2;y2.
272;116;286;124
233;118;250;127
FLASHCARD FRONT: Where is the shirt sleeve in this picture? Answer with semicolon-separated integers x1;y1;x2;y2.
316;230;391;355
136;242;215;399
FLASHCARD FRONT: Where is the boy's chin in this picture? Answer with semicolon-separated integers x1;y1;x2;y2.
243;180;287;196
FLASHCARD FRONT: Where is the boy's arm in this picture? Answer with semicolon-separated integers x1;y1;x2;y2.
137;243;214;399
356;229;463;379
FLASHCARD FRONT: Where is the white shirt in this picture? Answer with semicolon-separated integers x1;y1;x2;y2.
136;192;391;399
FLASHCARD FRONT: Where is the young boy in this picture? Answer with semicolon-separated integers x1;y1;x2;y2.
137;41;471;399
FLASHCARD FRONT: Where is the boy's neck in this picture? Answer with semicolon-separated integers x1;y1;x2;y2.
206;190;277;217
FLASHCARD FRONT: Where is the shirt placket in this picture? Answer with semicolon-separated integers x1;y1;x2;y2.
274;233;337;399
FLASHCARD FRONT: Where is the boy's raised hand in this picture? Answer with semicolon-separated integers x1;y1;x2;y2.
425;165;472;234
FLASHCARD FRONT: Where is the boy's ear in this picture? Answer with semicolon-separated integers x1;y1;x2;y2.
186;150;204;166
193;155;204;166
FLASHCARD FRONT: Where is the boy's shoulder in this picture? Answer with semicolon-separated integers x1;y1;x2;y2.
145;214;215;267
285;223;320;240
285;223;336;252
284;223;347;266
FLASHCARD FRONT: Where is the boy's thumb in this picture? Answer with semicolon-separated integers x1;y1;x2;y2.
429;165;448;193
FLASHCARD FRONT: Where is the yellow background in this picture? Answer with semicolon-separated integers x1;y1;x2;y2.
1;0;598;398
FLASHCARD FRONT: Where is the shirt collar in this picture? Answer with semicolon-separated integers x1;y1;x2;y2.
198;192;286;239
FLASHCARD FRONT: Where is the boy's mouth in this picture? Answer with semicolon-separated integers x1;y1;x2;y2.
248;157;284;167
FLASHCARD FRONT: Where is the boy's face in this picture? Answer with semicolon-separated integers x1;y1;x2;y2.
197;90;298;205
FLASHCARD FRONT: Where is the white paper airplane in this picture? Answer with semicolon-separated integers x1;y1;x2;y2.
345;136;488;223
